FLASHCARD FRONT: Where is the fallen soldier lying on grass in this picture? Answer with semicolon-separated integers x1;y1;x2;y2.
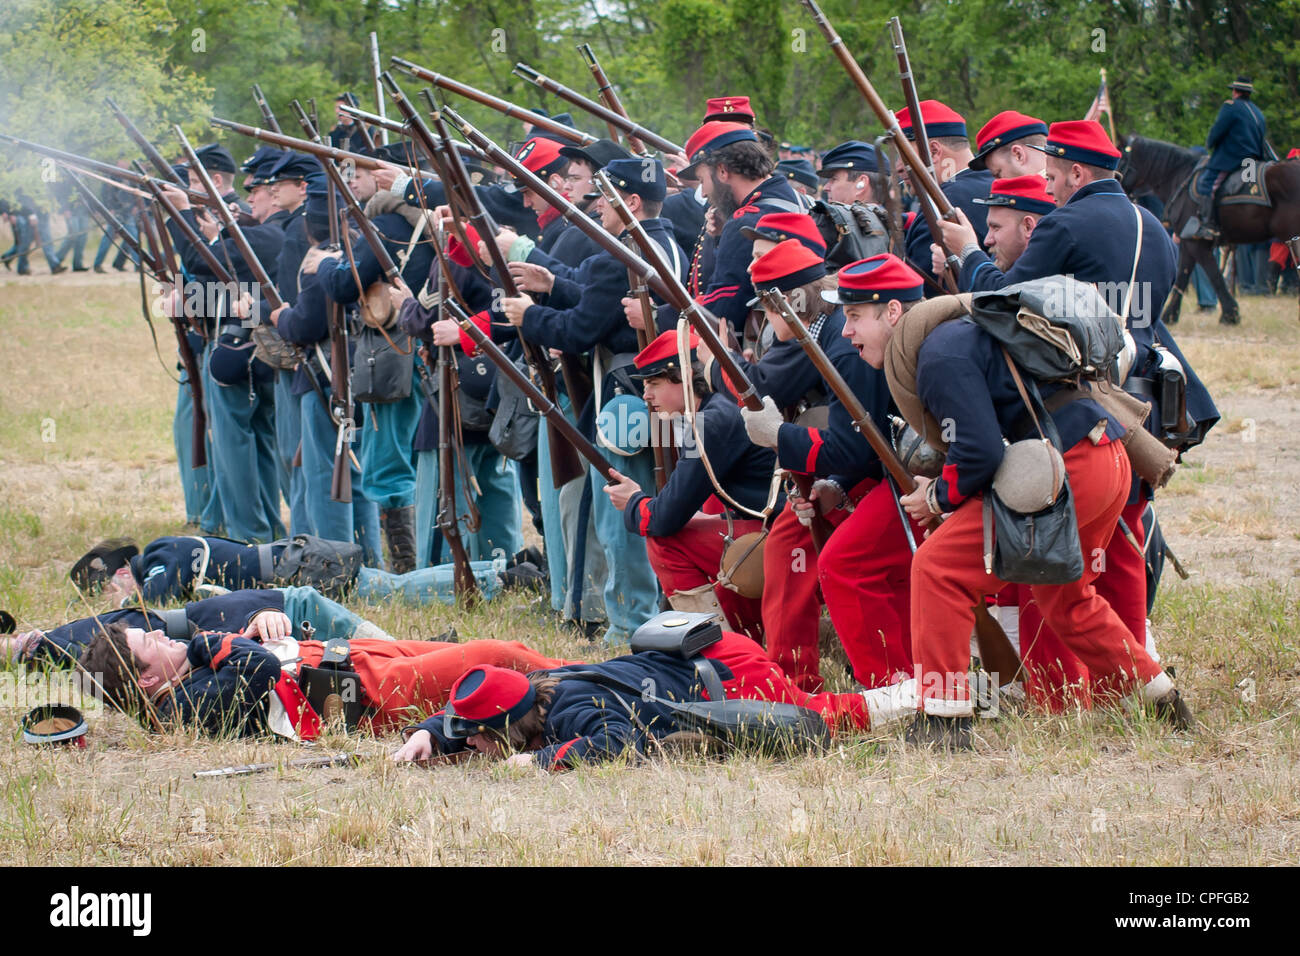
3;586;399;668
71;612;573;739
392;612;921;770
70;535;546;608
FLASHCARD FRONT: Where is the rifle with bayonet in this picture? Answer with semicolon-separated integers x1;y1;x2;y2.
760;287;1023;683
251;84;282;134
388;57;597;147
400;85;587;490
513;62;684;156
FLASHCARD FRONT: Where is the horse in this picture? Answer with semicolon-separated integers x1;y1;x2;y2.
1118;134;1300;325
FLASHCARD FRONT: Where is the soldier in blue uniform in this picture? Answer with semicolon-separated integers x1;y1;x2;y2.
495;158;686;644
1194;75;1270;238
819;141;879;205
261;151;321;536
678;121;803;337
735;242;898;689
391;628;886;770
67;532;528;609
895;100;994;289
935;119;1219;668
163;144;285;544
268;179;379;550
967;110;1048;179
57;596;566;739
394;284;525;571
318;156;435;572
603;329;779;638
776;159;820;210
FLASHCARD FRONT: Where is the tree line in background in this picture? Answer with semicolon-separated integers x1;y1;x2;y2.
2;0;1297;197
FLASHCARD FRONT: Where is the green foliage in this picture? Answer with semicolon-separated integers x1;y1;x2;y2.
1;0;1296;201
0;0;210;196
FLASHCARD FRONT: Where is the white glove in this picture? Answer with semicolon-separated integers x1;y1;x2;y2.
740;395;782;448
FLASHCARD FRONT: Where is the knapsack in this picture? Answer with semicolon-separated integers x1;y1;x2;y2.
967;276;1126;383
272;535;363;597
810;200;890;269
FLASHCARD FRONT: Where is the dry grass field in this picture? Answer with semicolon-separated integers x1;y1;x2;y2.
0;264;1297;866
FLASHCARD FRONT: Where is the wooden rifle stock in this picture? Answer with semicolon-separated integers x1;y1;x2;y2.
512;62;683;155
174;126;283;310
389;56;597;147
437;344;480;601
251;84;282;134
761;288;1022;680
448;300;617;482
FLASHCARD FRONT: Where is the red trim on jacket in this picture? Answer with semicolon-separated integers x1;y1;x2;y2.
209;634;237;670
940;462;965;505
637;498;653;536
803;427;824;474
551;737;582;767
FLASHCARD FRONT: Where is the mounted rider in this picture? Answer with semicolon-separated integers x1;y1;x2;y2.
1193;75;1271;238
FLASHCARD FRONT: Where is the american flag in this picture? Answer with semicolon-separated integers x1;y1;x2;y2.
1084;68;1118;143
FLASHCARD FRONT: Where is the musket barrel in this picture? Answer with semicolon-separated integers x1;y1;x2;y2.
209;116;386;169
174;124;283;310
390;56;597;146
799;0;950;215
512;61;683;155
